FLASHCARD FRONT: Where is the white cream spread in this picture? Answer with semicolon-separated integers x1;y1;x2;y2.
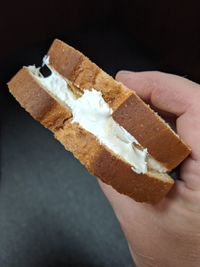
42;55;50;66
147;156;167;173
28;64;166;174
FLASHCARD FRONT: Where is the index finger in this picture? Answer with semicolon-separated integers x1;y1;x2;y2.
116;71;200;116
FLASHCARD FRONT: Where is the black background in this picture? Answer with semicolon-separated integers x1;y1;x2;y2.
1;1;200;266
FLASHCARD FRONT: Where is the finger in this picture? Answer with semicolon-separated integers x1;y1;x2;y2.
116;71;200;116
97;179;140;219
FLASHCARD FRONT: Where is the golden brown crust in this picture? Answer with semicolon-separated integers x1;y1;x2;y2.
7;68;72;131
47;39;84;81
48;39;132;110
94;151;173;204
55;120;174;204
8;68;174;204
48;39;191;170
112;94;191;170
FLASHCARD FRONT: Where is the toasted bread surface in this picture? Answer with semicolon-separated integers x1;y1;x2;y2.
8;68;72;131
112;94;190;170
8;68;174;204
48;39;191;170
55;120;173;204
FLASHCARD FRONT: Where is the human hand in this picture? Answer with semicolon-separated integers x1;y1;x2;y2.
99;71;200;267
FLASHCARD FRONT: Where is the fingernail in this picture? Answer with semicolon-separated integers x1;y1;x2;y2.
116;70;133;81
117;70;133;75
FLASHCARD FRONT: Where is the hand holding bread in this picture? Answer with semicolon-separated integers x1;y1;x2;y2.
100;71;200;267
8;40;191;204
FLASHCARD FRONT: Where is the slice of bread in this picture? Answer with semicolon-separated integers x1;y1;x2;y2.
8;67;174;204
48;39;191;170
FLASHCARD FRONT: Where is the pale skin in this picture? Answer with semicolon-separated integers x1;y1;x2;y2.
99;71;200;267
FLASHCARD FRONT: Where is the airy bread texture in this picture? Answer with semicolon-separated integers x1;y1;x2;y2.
48;39;191;170
7;39;191;204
